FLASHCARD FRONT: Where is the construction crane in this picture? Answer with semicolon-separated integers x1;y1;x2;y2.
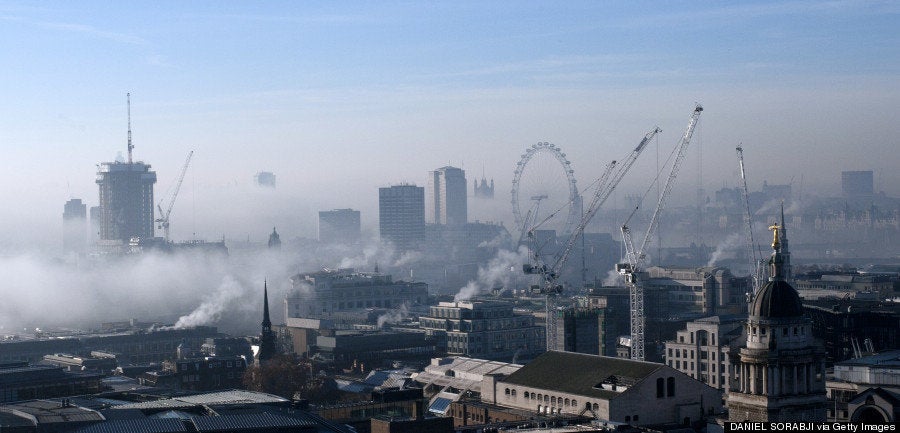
618;104;703;361
155;150;194;242
127;93;134;163
736;145;763;296
524;126;661;350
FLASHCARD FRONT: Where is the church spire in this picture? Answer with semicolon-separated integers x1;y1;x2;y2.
257;279;278;364
779;202;792;282
262;279;271;331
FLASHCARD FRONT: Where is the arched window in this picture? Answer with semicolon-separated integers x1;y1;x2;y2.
511;389;517;397
656;377;664;398
667;377;675;397
544;395;549;403
524;391;529;398
592;403;599;411
625;416;631;422
572;399;577;407
505;388;510;395
564;398;570;406
551;396;556;405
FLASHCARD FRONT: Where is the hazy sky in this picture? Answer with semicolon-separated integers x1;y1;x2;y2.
1;1;898;250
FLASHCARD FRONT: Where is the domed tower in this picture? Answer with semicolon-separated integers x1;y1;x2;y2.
726;223;826;422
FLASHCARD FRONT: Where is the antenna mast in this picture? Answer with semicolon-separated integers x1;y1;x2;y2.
127;93;134;163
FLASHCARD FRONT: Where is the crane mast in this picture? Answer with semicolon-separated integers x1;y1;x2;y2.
736;145;762;295
619;104;703;361
156;150;194;242
126;93;134;164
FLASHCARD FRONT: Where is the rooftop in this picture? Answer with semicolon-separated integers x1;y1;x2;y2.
501;351;663;400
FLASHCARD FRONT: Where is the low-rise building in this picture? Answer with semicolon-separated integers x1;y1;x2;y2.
286;269;427;319
0;361;103;403
418;301;544;362
663;315;745;389
481;351;723;425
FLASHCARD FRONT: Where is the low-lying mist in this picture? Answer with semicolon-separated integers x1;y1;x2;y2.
0;248;303;336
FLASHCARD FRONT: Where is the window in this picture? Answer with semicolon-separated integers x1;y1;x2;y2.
625;416;631;422
667;377;675;397
511;390;516;397
524;391;529;398
505;388;510;395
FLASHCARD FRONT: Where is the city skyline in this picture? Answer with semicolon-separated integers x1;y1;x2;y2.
1;1;898;250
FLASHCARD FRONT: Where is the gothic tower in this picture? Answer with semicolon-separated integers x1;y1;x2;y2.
257;280;279;364
727;223;826;422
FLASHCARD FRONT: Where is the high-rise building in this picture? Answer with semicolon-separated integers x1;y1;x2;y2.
726;223;826;422
62;198;87;254
318;208;361;245
379;184;425;251
96;95;157;244
96;161;157;243
842;170;874;199
426;166;467;225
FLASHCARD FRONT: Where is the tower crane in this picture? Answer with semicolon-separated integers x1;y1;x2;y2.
155;150;194;242
523;126;661;350
618;104;703;361
736;145;763;295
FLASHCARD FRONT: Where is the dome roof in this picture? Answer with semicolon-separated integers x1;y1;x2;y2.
750;279;803;318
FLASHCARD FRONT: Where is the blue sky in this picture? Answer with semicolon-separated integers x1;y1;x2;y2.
1;1;898;249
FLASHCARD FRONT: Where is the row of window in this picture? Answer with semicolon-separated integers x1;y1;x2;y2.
504;388;580;409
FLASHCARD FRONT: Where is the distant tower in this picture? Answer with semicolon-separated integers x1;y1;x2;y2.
96;94;157;244
62;198;87;254
779;203;792;282
318;209;361;245
257;280;279;364
427;166;467;225
841;170;873;199
267;227;281;249
379;184;425;251
255;171;276;188
727;222;826;422
474;177;495;199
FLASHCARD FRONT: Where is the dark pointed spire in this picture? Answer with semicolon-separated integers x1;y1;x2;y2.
257;279;278;364
262;279;272;330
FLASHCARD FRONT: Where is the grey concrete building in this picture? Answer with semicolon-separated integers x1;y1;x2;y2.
427;166;467;226
379;184;425;251
663;315;745;389
95;160;157;243
285;269;427;320
318;208;361;245
418;301;544;362
62;198;87;254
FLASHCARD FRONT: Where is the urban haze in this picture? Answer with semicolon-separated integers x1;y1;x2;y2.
0;2;898;432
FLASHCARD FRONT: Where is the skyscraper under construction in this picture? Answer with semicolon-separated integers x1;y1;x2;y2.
96;94;157;244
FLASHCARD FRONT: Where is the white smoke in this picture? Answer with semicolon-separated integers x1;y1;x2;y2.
393;250;423;267
454;245;530;301
602;269;622;287
174;275;249;329
706;233;743;267
376;303;410;329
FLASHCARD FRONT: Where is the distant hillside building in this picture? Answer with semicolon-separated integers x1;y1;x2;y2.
319;208;361;245
63;198;87;254
427;166;467;226
379;184;425;251
96;160;157;243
